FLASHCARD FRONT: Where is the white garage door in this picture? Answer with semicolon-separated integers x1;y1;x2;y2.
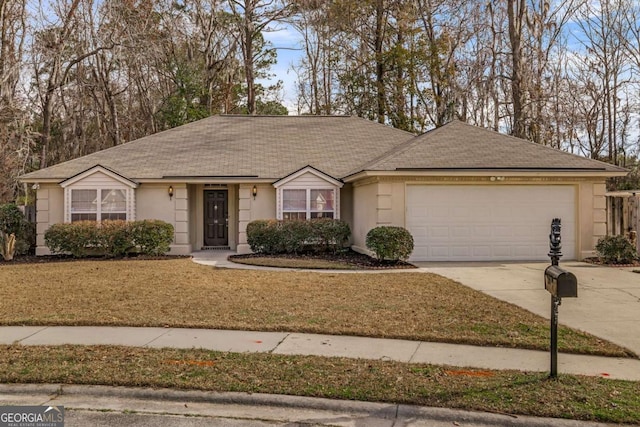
406;185;576;261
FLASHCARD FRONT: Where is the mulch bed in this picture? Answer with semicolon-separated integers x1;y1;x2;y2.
582;257;640;267
0;254;187;265
229;250;417;270
2;251;414;270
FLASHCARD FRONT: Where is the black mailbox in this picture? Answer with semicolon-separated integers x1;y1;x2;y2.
544;265;578;298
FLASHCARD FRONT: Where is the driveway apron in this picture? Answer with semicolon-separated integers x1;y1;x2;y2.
416;261;640;357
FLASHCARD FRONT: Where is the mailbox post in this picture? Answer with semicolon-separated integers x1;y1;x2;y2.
545;218;578;378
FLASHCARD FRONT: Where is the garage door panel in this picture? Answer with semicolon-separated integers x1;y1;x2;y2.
473;246;492;257
450;247;471;257
430;246;450;257
492;246;511;257
473;226;492;238
406;185;576;261
452;226;472;237
430;227;449;238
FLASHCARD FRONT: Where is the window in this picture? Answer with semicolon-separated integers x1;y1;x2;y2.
310;189;334;219
282;188;335;220
70;189;128;222
71;190;97;222
100;189;127;220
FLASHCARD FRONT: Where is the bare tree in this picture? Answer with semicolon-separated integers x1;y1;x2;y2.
572;0;632;164
0;0;30;202
228;0;291;114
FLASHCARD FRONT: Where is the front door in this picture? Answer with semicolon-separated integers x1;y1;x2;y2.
204;190;228;246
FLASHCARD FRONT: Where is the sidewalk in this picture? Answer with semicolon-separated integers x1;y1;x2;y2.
2;326;640;381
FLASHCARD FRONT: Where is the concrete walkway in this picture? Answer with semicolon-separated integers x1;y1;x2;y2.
3;326;640;381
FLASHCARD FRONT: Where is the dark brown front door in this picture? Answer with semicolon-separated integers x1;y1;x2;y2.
204;190;228;246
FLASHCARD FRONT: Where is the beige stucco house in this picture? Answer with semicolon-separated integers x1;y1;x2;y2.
19;115;627;261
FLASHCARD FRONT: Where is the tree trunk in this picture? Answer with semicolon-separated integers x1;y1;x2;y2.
374;0;385;124
507;0;526;139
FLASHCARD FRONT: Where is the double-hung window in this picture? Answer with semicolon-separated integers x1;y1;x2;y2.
282;188;335;220
70;188;128;222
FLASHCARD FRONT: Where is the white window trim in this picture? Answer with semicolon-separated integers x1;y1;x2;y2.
277;187;340;220
61;166;138;223
65;187;136;223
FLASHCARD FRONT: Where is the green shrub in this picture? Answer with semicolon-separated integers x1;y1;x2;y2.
246;220;283;254
129;220;174;256
366;226;414;262
595;235;638;264
45;221;100;258
311;218;351;253
45;220;174;258
246;219;351;254
0;203;33;255
280;220;313;254
97;220;134;257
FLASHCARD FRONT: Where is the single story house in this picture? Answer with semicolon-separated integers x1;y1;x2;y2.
20;115;627;261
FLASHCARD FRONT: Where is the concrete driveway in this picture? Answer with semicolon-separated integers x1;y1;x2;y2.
416;261;640;356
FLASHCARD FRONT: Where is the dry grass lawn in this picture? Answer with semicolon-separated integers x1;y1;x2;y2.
0;258;630;356
1;345;639;424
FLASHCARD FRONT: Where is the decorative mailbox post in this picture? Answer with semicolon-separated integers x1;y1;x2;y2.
544;218;578;378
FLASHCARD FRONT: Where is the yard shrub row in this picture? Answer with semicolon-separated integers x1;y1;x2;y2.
45;220;174;258
246;219;350;254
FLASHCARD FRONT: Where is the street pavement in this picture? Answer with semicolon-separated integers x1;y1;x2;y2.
0;384;622;427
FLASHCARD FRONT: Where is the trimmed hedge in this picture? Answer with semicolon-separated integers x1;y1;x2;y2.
246;219;350;255
366;226;414;262
45;221;99;258
595;235;638;264
45;220;174;258
129;220;174;256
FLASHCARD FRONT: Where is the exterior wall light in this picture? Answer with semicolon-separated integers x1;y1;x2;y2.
252;185;258;200
168;185;174;200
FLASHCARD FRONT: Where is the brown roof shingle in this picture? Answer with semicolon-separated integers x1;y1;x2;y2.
361;120;626;173
21;116;626;182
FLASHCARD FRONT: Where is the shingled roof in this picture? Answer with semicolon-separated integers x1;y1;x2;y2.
359;120;626;173
21;115;414;181
21;116;626;182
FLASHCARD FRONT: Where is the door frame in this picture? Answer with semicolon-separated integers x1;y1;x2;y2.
203;189;229;247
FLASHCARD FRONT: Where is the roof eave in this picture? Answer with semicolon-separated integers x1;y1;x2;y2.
343;169;628;182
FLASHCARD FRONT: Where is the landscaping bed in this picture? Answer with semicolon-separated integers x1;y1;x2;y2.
229;249;417;270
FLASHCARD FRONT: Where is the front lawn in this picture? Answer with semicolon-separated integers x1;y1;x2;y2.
1;345;639;424
0;258;631;357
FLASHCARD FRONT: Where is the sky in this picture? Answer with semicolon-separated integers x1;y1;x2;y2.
260;25;304;114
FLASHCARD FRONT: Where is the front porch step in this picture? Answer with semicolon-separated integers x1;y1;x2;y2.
201;246;231;251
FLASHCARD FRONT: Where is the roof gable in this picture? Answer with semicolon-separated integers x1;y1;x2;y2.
60;165;138;188
273;165;344;188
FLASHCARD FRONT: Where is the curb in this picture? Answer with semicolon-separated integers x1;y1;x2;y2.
0;383;615;427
